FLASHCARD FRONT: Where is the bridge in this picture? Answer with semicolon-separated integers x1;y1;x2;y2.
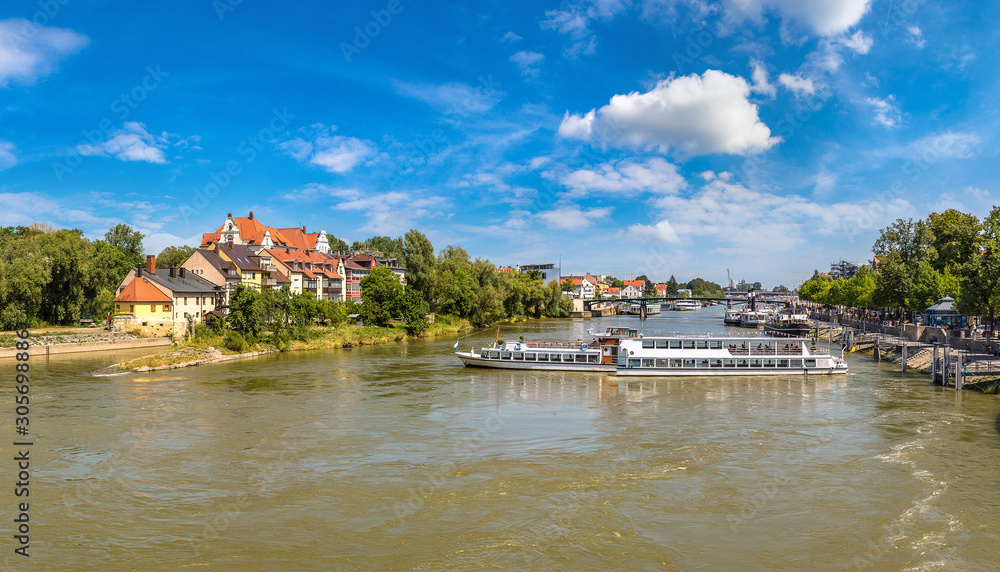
582;292;793;313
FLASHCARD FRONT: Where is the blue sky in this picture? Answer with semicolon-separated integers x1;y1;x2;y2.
1;0;997;287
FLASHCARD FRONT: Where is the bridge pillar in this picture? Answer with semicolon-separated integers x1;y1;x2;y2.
956;351;963;390
901;344;907;373
931;343;938;383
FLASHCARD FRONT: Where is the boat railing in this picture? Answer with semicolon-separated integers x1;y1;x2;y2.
728;348;805;356
517;340;592;350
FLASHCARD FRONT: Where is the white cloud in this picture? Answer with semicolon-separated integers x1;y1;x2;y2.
777;73;816;95
510;51;545;77
866;95;901;128
316;186;449;234
750;62;776;97
502;31;523;42
393;79;504;115
76;122;168;163
560;157;687;196
628;219;681;243
537;206;612;229
725;0;872;36
964;186;991;200
540;0;630;57
0;18;88;87
0;140;17;170
841;30;872;54
906;25;925;49
558;70;780;156
279;124;377;174
910;131;982;159
652;179;915;249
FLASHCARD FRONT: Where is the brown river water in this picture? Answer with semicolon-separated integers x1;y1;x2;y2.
4;306;1000;571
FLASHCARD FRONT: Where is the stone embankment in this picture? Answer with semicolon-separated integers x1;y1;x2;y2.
0;331;171;359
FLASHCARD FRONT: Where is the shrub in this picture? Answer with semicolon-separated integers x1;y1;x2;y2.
193;324;210;340
223;331;249;353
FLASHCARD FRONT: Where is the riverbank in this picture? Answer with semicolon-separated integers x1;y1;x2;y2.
0;332;171;359
94;316;474;374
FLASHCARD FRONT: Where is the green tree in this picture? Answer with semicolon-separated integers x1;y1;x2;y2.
156;245;196;268
798;274;831;304
873;252;912;310
88;240;132;297
40;229;93;323
667;275;678;294
403;229;436;305
773;285;790;293
561;278;575;292
436;268;477;318
360;266;404;326
842;266;876;308
327;234;350;254
352;236;403;258
399;289;430;335
228;285;263;338
959;206;1000;332
0;230;51;329
927;209;982;274
104;223;145;268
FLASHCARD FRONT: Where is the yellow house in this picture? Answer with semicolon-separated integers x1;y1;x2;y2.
114;276;173;319
214;242;265;291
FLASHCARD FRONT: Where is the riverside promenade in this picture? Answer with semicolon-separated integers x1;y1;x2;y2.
809;308;1000;390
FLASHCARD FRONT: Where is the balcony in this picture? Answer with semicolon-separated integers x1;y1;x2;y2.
263;278;277;286
264;265;278;272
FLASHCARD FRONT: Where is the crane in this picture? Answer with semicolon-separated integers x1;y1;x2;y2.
727;268;734;290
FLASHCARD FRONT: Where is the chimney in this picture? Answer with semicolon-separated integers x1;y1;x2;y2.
248;211;254;220
137;264;143;276
179;267;186;278
146;255;155;275
170;266;176;278
302;225;306;233
227;212;232;218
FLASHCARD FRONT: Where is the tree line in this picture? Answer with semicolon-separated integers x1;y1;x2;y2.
797;208;995;323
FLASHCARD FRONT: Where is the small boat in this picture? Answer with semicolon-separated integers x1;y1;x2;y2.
674;299;701;311
629;302;661;315
764;310;812;337
455;327;640;371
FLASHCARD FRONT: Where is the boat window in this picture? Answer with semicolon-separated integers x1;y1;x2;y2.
513;352;523;360
764;359;776;368
575;354;587;363
805;360;817;368
698;359;709;368
723;359;736;368
524;353;536;360
790;359;803;367
750;359;762;367
588;355;598;363
641;358;655;367
670;359;682;368
710;341;723;349
778;359;789;367
642;340;655;349
683;341;695;349
629;359;641;368
656;358;669;368
670;340;681;349
500;352;511;360
480;350;489;358
710;359;723;368
537;353;548;361
488;351;500;359
683;359;696;368
562;354;574;362
696;341;709;349
655;340;668;349
737;359;749;367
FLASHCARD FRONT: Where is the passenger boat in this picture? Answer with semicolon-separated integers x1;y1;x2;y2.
724;307;743;325
615;335;847;376
628;302;661;315
455;327;640;372
674;299;701;311
456;328;848;376
738;310;769;328
764;310;812;337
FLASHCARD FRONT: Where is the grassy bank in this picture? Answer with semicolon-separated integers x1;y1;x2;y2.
108;314;472;372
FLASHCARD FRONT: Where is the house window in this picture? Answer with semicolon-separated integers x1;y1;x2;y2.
165;305;171;312
115;304;120;311
129;305;134;313
184;297;188;304
150;305;156;312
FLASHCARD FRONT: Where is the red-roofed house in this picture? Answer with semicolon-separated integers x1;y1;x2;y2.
201;211;293;252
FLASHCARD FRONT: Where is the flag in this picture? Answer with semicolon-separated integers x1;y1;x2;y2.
453;341;459;350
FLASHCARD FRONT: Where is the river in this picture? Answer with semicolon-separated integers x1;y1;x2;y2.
7;306;1000;571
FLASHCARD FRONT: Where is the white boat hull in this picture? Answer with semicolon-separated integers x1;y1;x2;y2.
615;367;847;376
456;352;615;372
